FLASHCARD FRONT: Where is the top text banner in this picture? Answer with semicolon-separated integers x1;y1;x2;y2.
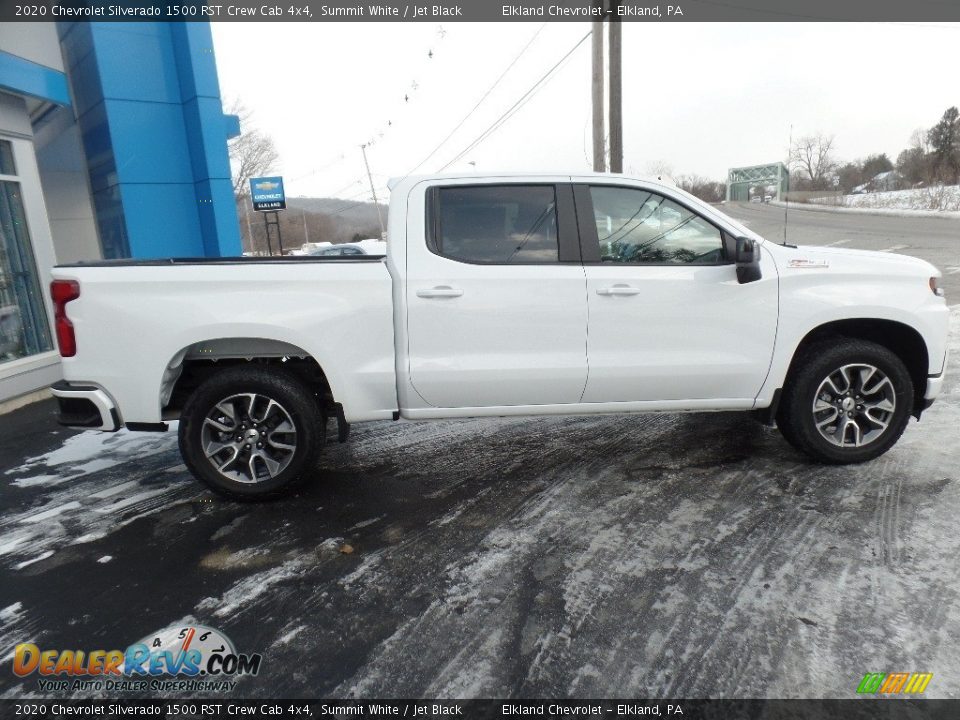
6;0;960;22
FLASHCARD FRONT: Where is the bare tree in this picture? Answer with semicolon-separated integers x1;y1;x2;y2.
226;99;279;198
897;128;933;186
909;127;931;155
645;159;674;179
789;133;836;189
676;174;725;203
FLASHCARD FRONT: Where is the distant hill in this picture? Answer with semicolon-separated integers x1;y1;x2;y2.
241;196;387;254
286;197;387;231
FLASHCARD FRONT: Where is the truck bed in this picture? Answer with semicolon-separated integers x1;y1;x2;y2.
51;257;398;425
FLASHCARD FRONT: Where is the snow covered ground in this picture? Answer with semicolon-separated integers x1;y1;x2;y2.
810;184;960;212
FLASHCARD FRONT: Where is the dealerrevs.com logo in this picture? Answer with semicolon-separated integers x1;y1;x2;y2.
12;624;262;693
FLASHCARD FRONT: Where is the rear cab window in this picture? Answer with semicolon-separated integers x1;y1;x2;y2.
428;185;560;264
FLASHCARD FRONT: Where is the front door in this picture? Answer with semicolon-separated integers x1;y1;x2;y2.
576;184;778;405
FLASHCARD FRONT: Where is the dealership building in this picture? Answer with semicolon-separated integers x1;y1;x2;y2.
0;21;241;404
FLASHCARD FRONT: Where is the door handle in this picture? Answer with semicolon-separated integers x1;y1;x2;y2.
416;286;463;298
596;285;641;296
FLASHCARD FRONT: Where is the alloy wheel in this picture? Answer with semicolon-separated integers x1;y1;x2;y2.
811;363;896;448
200;393;298;483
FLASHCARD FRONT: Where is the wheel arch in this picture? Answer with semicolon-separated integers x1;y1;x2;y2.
783;318;929;418
160;337;335;419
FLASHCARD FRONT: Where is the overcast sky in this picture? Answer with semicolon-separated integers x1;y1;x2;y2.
211;22;960;200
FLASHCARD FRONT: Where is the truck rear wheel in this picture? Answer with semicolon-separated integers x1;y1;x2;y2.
178;366;324;500
777;339;913;464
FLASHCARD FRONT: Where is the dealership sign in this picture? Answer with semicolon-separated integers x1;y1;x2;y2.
250;176;286;211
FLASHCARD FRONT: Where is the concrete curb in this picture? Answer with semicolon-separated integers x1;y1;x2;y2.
0;387;51;416
767;200;960;221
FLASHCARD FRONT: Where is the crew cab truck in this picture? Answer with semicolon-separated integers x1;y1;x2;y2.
50;173;949;500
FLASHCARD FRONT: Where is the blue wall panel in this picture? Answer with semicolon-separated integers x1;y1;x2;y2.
120;184;202;258
93;26;182;105
56;20;241;259
0;50;71;106
102;99;195;184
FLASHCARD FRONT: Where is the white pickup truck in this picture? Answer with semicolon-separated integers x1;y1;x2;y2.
50;173;948;499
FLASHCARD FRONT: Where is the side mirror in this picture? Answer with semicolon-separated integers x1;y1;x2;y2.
735;237;762;284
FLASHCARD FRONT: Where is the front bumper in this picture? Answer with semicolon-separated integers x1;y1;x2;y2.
50;381;120;431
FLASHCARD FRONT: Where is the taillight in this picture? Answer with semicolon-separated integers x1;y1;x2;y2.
50;280;80;357
930;277;945;297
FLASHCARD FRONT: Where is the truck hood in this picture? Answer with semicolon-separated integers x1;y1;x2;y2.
770;243;940;277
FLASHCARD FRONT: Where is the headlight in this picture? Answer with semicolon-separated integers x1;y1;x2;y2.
930;277;945;297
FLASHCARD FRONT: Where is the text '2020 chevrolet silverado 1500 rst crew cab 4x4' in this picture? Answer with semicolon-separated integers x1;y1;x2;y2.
50;174;948;499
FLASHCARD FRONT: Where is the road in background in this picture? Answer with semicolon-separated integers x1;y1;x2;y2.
721;201;960;297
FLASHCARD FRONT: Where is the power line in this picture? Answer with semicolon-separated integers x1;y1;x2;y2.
284;24;449;188
289;153;348;182
399;23;548;180
437;30;592;172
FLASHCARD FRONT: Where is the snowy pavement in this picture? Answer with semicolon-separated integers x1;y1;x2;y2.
1;303;958;699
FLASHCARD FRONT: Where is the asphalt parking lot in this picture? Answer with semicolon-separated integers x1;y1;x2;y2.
1;203;958;700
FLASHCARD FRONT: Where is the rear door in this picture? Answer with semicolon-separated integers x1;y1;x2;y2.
405;183;588;408
575;183;778;405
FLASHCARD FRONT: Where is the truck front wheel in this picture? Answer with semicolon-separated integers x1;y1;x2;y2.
777;339;914;464
178;366;324;500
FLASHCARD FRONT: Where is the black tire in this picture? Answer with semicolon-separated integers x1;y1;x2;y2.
776;339;914;464
178;365;324;500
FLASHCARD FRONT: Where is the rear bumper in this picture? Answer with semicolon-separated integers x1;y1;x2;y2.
50;381;120;431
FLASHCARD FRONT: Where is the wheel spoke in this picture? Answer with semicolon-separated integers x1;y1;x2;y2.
217;401;238;422
857;366;876;393
216;446;241;472
815;408;840;428
267;436;296;452
838;367;854;393
257;450;282;477
261;399;281;424
246;394;260;423
273;419;295;433
824;376;845;396
865;408;890;430
863;397;894;412
842;418;863;447
204;417;233;433
863;375;893;396
204;439;235;458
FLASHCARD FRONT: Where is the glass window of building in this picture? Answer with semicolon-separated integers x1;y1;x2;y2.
0;139;53;363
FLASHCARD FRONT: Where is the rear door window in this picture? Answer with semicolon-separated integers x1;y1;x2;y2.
431;185;559;264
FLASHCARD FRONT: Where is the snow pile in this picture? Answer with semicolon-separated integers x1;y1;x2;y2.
811;185;960;212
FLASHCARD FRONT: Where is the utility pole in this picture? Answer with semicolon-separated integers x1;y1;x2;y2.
608;12;623;173
245;196;254;253
302;208;310;244
361;144;386;239
591;20;606;172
